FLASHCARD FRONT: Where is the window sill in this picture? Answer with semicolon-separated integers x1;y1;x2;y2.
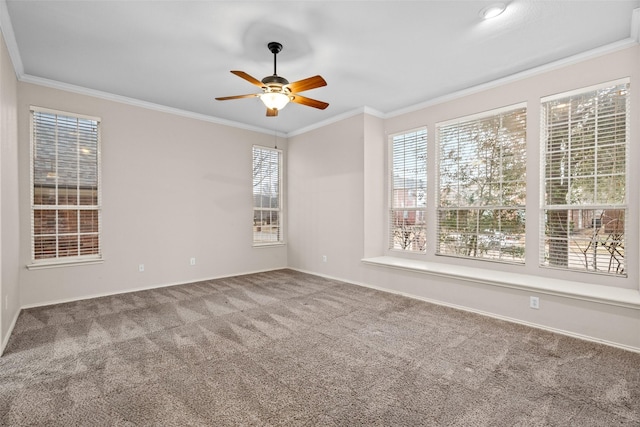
361;256;640;310
26;258;104;270
252;242;286;248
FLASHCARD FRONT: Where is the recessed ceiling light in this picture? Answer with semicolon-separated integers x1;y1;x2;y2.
480;3;507;20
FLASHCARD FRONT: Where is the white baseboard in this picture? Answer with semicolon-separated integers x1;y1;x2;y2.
19;267;286;310
3;267;287;357
10;266;639;355
289;267;640;354
1;307;21;356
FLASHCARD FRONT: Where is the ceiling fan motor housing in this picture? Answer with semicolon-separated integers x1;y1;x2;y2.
261;75;289;86
267;42;283;54
215;40;328;115
261;75;291;98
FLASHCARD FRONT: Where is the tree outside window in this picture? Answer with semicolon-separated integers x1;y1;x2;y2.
253;146;282;245
390;128;427;252
541;81;628;276
437;106;527;262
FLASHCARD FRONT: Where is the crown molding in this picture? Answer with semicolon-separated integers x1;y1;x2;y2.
0;0;24;78
10;35;640;140
632;8;640;42
2;4;638;138
386;37;638;120
19;74;287;137
286;106;384;138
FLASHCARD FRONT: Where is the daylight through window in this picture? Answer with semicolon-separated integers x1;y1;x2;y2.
31;107;101;262
389;128;427;252
541;80;629;276
253;146;283;245
437;105;527;262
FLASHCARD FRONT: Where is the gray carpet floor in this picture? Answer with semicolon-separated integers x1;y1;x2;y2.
1;269;639;426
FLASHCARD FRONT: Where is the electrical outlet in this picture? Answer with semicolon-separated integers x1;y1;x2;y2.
322;255;327;263
530;296;540;309
190;257;196;266
138;264;145;272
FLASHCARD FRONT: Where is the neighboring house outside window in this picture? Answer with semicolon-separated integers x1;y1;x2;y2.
541;80;629;276
437;105;527;262
30;107;101;264
253;146;283;245
389;128;427;252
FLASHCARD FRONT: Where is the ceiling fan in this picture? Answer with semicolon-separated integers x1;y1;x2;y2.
215;42;329;117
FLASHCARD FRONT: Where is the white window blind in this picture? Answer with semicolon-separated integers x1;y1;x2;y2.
437;105;527;262
541;80;629;276
31;107;101;262
253;146;282;245
389;128;427;252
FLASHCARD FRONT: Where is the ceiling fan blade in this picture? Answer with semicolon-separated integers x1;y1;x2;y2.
290;94;329;110
285;75;327;93
231;70;265;88
266;108;278;117
215;94;259;101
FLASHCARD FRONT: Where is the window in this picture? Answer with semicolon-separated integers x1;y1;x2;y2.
252;146;282;245
30;107;101;263
389;128;427;252
541;80;629;276
437;105;527;262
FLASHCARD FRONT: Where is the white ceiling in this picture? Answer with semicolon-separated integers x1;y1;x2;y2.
3;1;639;134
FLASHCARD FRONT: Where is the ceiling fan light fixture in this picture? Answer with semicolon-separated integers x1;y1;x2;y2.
216;42;328;116
480;2;506;19
260;92;290;110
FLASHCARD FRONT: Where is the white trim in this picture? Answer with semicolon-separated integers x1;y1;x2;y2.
387;125;428;139
290;37;637;136
361;256;640;310
19;267;286;310
435;101;527;128
388;127;428;253
286;106;385;137
8;268;287;354
30;108;102;263
540;77;631;103
10;265;640;355
631;8;640;42
363;106;386;119
0;0;24;77
1;307;20;356
539;81;630;276
290;266;640;353
252;242;286;248
1;8;636;138
385;39;638;120
21;74;288;138
252;145;284;246
30;105;101;123
26;258;104;270
435;105;527;263
10;40;637;139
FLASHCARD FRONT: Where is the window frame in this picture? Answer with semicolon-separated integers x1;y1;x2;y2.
435;103;527;264
539;78;629;277
388;127;428;253
29;106;102;268
252;145;284;247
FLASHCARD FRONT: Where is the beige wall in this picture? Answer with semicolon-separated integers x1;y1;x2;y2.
2;33;639;351
287;45;640;350
288;114;365;277
362;113;385;258
380;45;639;289
17;83;287;307
0;29;19;351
